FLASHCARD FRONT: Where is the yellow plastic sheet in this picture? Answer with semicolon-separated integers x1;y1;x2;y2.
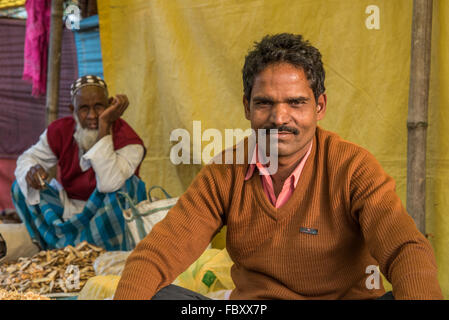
173;248;235;296
77;275;121;300
0;0;25;10
98;0;449;298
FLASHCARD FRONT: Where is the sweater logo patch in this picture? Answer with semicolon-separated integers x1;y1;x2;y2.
300;227;318;235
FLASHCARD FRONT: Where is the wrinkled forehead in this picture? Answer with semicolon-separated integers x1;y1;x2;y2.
73;85;108;107
251;63;314;98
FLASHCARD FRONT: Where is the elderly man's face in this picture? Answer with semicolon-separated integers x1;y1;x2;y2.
244;62;326;159
71;86;109;130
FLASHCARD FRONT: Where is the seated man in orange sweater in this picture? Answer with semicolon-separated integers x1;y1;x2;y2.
114;33;443;300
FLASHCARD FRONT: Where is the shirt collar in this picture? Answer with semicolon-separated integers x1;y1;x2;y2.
244;140;313;188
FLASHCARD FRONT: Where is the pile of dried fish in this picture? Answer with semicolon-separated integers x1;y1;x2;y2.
0;288;50;300
0;241;105;295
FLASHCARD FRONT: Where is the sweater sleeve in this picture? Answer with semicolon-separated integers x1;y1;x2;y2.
113;165;226;300
350;151;443;299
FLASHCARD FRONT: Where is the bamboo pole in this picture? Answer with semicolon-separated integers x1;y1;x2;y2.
45;0;64;126
406;0;433;234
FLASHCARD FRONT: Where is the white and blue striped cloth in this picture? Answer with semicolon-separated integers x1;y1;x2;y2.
11;176;147;251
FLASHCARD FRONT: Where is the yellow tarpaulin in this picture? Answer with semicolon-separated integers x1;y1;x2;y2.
0;0;25;10
98;0;449;298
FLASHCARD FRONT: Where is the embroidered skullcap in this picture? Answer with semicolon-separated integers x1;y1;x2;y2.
70;75;108;100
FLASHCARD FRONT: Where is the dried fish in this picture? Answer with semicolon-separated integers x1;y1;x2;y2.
58;279;67;293
0;241;105;295
47;270;58;280
87;243;104;252
32;277;51;284
19;260;31;272
75;241;88;251
65;252;76;264
0;288;51;300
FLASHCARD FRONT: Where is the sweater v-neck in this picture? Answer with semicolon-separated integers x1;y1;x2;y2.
250;132;317;221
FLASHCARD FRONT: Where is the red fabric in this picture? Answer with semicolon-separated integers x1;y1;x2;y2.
0;158;16;210
22;0;51;96
46;116;145;201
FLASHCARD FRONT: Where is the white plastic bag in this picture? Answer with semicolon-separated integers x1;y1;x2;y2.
93;251;131;276
118;186;178;249
0;223;40;263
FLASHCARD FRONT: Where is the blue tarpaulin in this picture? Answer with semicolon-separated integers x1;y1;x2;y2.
73;15;103;78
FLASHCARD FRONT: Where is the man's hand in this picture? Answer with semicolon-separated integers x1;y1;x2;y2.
99;94;129;125
97;94;129;141
25;165;48;190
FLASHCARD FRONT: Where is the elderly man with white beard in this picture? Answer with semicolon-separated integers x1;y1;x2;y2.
1;75;147;261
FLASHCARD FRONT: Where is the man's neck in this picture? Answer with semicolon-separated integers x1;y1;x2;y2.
270;140;312;186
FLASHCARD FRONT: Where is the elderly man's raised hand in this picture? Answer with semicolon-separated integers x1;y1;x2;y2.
99;94;129;125
96;94;129;141
25;165;48;190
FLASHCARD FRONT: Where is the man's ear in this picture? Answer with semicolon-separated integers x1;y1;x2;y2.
316;93;327;121
108;97;114;106
69;104;74;113
243;95;250;120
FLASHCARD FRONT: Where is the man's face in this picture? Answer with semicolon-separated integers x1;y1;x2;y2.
244;62;326;159
71;86;109;130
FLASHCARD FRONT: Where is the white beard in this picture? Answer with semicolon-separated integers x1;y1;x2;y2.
73;113;99;152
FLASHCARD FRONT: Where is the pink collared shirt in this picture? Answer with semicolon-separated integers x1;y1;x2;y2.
244;141;313;208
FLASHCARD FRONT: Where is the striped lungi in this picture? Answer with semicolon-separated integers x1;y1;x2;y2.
11;176;147;251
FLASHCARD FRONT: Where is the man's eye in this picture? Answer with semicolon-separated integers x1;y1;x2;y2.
290;100;304;106
95;105;105;111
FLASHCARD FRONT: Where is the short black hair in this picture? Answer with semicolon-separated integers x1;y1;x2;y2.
242;33;325;102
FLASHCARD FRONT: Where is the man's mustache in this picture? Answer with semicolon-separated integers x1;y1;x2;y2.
261;125;299;135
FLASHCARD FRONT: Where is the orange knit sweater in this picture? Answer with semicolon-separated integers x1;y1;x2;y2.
114;127;443;300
